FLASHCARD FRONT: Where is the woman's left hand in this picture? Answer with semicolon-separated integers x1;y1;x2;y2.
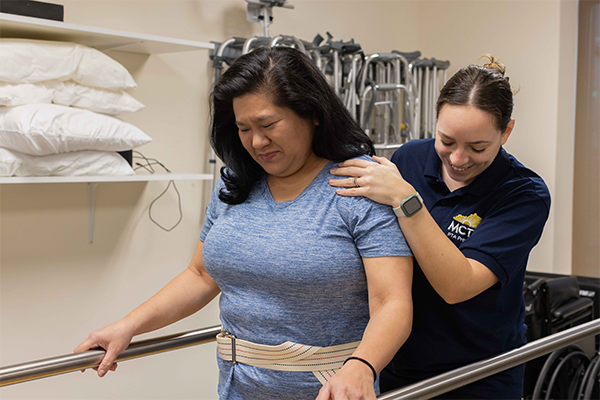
315;360;376;400
329;155;414;208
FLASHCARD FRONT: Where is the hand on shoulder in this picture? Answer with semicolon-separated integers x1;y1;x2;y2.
329;155;415;209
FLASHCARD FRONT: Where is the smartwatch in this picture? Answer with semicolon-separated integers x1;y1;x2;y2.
393;193;423;218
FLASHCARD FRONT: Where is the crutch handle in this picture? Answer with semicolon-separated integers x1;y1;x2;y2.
373;52;401;63
431;58;451;70
392;50;421;64
341;43;362;54
414;58;434;68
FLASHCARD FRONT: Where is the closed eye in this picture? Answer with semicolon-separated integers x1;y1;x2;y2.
472;147;486;153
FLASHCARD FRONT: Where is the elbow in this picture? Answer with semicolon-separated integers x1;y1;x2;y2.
437;276;497;304
439;290;467;305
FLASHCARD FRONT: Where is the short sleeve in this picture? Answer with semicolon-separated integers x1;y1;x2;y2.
342;197;413;258
199;179;225;242
460;189;550;286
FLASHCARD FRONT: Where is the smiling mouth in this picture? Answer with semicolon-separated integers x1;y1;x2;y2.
450;163;471;172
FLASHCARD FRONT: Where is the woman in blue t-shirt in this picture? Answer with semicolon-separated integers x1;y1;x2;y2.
330;55;551;399
75;47;414;400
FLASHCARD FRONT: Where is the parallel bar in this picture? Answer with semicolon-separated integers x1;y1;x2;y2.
0;325;221;387
2;320;598;394
377;319;600;399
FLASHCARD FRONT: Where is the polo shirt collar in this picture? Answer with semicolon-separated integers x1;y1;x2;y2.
424;140;442;180
423;140;511;196
466;147;511;195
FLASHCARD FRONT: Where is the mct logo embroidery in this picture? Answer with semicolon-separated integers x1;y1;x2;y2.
447;213;482;242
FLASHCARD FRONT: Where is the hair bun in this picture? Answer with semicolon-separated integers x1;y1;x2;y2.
481;53;506;75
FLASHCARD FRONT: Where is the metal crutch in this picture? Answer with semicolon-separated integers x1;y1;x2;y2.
242;36;271;54
269;34;307;54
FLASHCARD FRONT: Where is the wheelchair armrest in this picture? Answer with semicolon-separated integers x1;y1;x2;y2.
551;297;593;321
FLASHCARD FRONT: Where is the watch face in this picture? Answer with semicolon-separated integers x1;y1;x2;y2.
402;196;422;216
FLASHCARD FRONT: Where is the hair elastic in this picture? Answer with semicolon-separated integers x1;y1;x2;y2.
343;356;377;381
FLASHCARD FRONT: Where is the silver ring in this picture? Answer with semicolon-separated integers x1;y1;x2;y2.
352;177;360;188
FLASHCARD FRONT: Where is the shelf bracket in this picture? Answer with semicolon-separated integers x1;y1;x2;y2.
87;183;98;244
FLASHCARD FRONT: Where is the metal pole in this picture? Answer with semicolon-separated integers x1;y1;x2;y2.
377;319;600;399
2;320;598;394
0;325;222;387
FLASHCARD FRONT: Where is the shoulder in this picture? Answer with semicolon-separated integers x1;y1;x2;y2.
393;138;433;158
352;154;379;163
207;175;266;218
323;157;393;213
391;139;433;166
389;139;434;183
504;152;551;210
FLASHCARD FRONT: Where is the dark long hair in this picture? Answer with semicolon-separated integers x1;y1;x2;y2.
210;46;374;205
436;54;514;132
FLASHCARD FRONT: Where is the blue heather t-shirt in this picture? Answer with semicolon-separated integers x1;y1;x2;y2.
200;158;412;400
381;139;550;399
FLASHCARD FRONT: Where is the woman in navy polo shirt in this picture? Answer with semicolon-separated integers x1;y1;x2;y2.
330;55;551;399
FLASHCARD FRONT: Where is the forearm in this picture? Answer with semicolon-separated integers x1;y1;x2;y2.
352;296;412;373
123;267;220;336
397;208;495;303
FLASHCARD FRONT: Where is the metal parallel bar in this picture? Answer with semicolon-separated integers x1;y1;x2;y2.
0;325;222;387
2;320;598;395
377;319;600;399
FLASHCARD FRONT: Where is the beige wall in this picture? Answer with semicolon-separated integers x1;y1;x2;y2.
408;0;579;276
572;0;600;279
1;2;224;399
0;1;582;399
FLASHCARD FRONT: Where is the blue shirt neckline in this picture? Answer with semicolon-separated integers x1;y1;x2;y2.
260;160;334;208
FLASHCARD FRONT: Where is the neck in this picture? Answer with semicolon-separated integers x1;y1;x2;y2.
267;155;329;203
441;166;471;192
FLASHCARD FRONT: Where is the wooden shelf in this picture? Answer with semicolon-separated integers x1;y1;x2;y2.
0;13;215;53
0;173;213;184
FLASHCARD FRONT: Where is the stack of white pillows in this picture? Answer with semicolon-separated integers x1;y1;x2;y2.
0;38;152;177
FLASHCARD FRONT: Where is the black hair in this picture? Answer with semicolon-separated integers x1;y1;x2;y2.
436;54;514;132
210;46;374;205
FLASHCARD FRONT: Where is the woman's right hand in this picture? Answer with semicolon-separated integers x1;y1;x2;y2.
329;155;416;208
74;319;136;377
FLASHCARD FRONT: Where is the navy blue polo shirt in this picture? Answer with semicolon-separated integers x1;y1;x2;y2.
382;139;550;398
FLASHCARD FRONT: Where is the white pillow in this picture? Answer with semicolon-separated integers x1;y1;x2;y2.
0;81;145;115
0;147;135;177
0;82;54;106
0;104;152;156
49;81;145;115
0;39;137;90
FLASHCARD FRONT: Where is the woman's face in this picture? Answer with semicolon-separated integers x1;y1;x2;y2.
434;104;513;190
233;92;319;178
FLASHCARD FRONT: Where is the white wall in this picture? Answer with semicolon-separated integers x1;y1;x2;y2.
0;1;580;399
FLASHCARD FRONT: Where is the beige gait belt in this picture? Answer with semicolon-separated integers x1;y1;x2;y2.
216;330;361;384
